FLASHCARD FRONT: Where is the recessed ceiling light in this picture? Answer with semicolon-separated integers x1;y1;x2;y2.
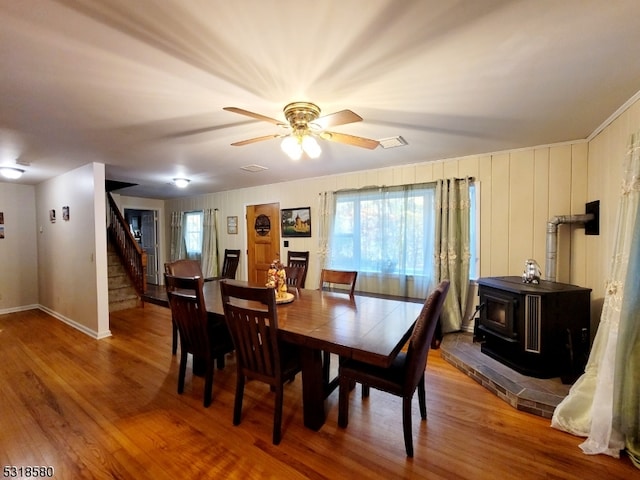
379;136;408;149
0;167;25;179
173;178;190;188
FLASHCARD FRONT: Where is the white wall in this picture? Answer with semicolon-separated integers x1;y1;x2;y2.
0;182;38;312
35;163;110;338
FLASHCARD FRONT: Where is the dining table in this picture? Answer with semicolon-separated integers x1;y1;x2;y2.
201;279;425;431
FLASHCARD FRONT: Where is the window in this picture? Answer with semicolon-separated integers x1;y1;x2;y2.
183;211;203;260
330;184;435;276
328;181;477;297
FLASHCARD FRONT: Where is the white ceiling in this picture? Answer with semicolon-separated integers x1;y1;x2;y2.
1;0;640;199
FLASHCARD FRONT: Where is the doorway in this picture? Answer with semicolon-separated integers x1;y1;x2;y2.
124;208;159;285
246;203;281;284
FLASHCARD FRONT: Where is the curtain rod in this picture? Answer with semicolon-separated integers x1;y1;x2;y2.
323;176;475;195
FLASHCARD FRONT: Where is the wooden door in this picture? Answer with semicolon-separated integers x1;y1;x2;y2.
246;203;281;284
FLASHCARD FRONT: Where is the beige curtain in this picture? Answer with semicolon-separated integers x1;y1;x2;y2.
201;208;219;278
169;211;185;262
552;130;640;469
434;178;471;333
318;191;335;270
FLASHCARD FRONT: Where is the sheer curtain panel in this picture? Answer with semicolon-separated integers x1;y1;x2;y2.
552;129;640;469
327;184;436;299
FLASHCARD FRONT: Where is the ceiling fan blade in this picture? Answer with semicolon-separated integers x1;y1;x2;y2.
231;134;282;146
312;109;362;130
224;107;286;126
320;131;380;150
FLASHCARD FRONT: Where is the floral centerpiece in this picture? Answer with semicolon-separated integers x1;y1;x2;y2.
266;259;288;299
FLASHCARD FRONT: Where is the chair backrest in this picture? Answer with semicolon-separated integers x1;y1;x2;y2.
403;280;450;394
164;274;210;358
220;281;283;383
221;249;241;279
283;266;303;288
287;251;309;288
164;259;203;277
320;269;358;296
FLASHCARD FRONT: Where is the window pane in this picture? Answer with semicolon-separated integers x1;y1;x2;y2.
334;201;354;235
184;211;203;258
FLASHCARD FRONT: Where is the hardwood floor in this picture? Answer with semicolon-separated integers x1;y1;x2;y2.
0;305;635;479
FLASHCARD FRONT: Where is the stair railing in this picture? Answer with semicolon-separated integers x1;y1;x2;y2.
107;192;147;295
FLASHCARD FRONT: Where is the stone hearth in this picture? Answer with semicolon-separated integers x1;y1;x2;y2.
440;332;571;418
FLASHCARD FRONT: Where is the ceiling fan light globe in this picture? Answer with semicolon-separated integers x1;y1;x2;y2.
281;136;303;160
0;167;24;179
302;135;321;159
173;178;190;188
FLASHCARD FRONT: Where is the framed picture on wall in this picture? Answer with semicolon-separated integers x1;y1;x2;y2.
49;209;56;223
281;207;311;237
227;216;238;234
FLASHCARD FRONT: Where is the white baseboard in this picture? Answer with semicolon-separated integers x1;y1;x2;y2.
37;305;112;339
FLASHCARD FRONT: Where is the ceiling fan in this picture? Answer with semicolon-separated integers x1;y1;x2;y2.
223;102;379;160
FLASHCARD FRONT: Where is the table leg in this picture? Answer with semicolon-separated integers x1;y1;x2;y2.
299;346;325;431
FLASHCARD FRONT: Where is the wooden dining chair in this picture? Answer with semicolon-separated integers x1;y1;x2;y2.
164;259;203;355
164;274;235;407
320;269;358;296
337;280;450;457
220;281;302;445
283;265;303;289
319;269;359;387
287;251;309;288
220;249;241;279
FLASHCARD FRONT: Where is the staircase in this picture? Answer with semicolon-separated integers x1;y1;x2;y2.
108;241;141;311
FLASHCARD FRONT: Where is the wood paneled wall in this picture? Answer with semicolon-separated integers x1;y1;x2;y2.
164;96;640;332
165;143;588;286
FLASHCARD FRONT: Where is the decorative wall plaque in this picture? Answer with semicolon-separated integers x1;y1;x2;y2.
254;214;271;236
226;216;237;234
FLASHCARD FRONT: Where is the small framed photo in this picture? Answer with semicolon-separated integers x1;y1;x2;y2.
62;206;70;221
227;216;238;234
281;207;311;237
49;209;56;223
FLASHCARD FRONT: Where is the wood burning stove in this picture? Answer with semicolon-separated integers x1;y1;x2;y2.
476;276;591;382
